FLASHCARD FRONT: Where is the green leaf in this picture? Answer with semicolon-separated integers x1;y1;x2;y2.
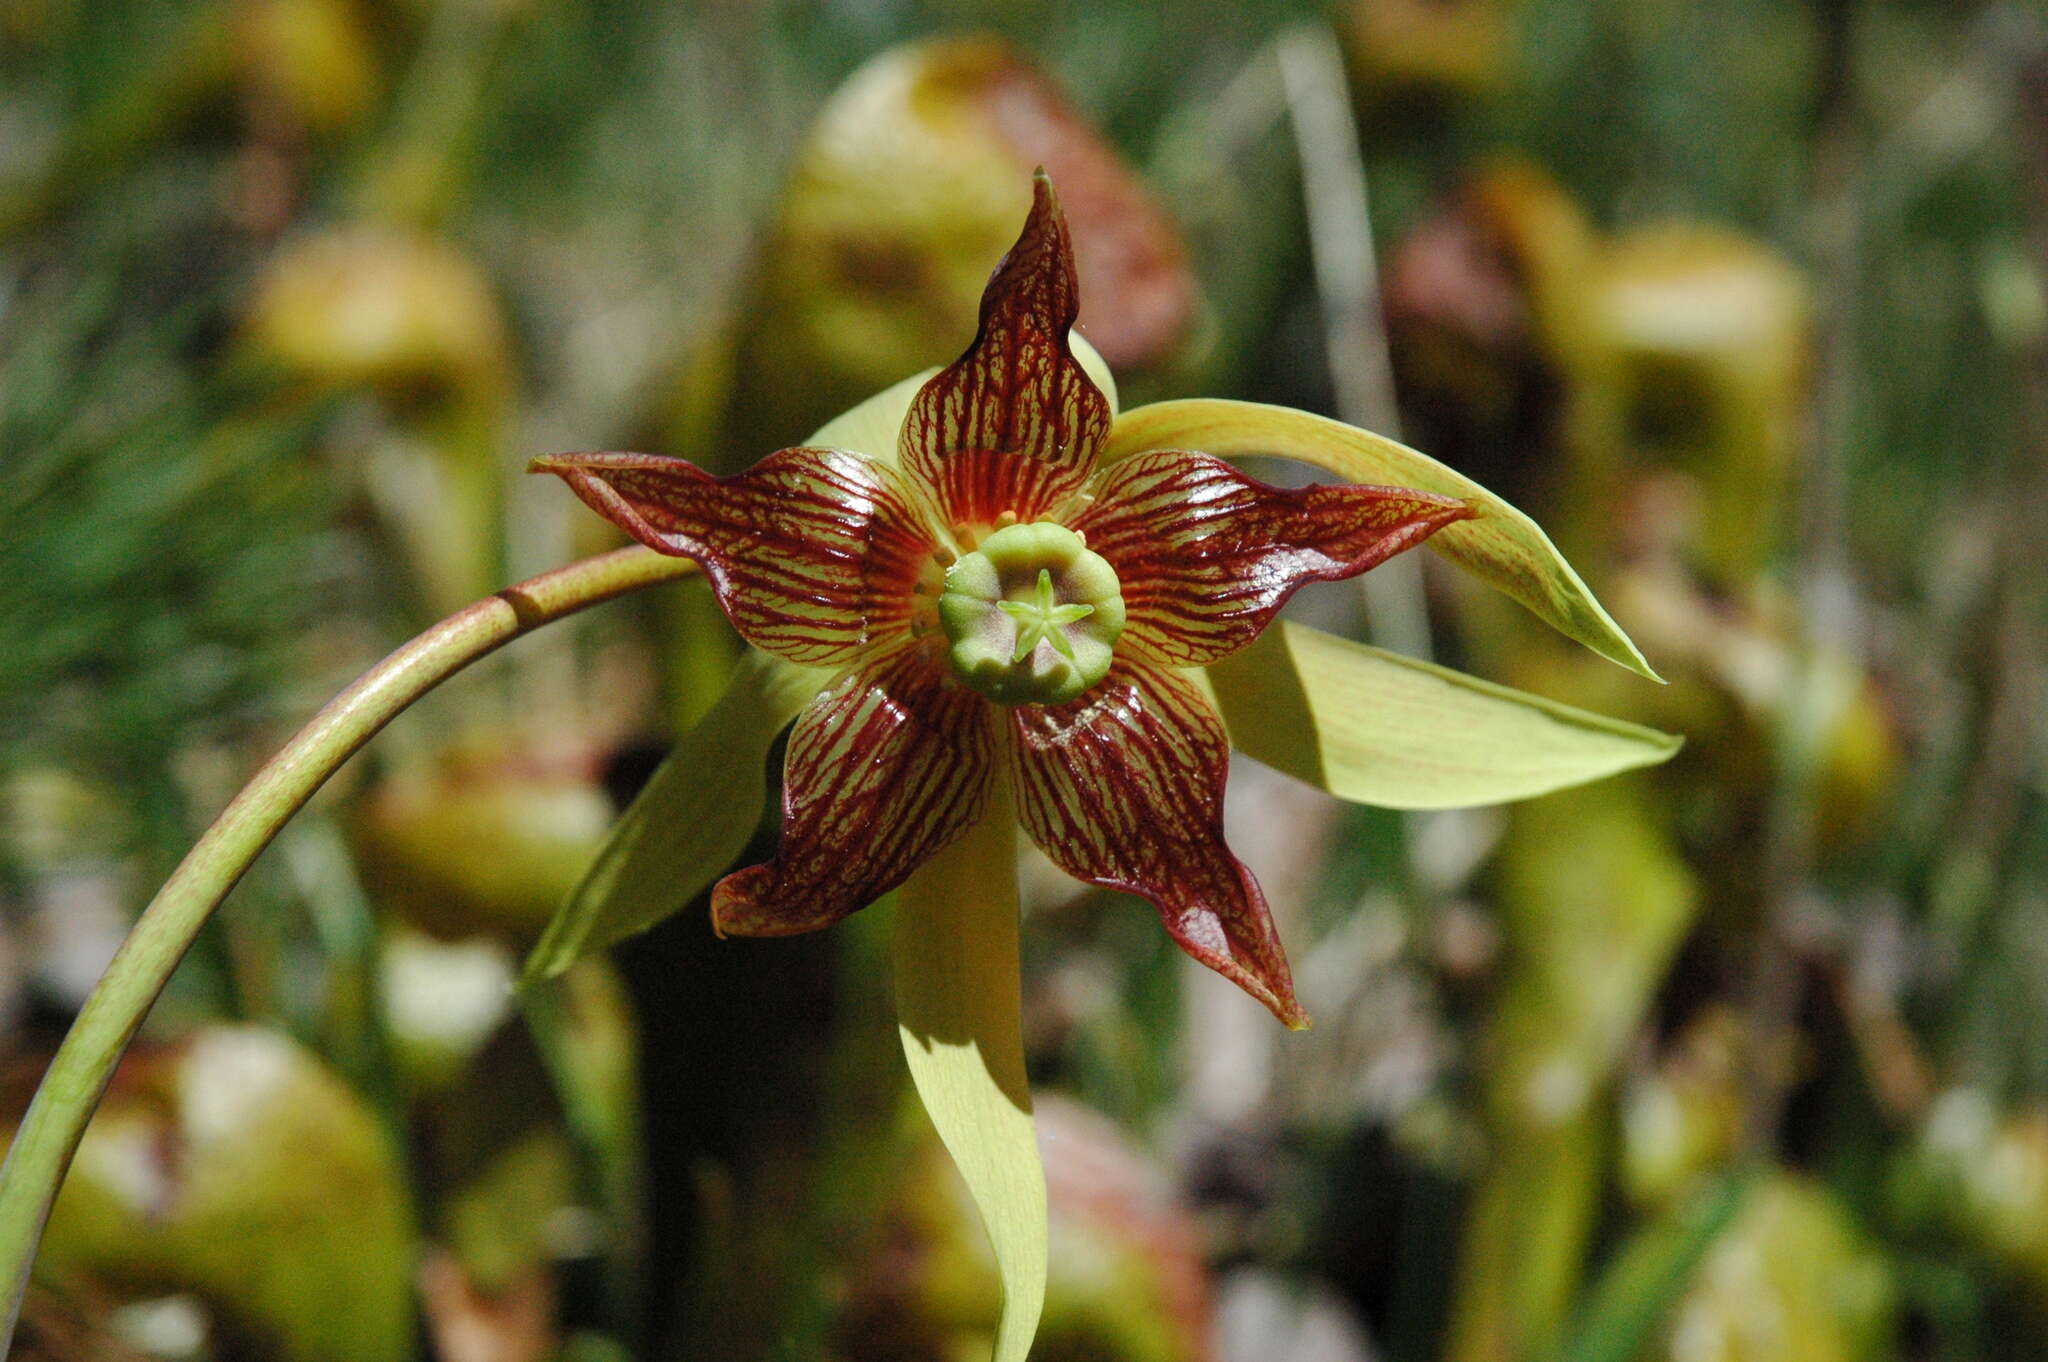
521;649;829;983
1104;399;1658;680
1204;621;1680;809
1553;1168;1756;1362
519;962;645;1327
894;786;1045;1362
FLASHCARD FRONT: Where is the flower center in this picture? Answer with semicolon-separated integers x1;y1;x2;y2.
938;521;1124;706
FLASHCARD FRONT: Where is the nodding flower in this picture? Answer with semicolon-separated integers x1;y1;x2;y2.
535;173;1476;1029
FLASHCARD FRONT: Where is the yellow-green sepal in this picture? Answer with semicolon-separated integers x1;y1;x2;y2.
1071;330;1119;415
521;649;830;983
894;785;1046;1362
806;366;937;464
1104;398;1659;681
1205;621;1680;809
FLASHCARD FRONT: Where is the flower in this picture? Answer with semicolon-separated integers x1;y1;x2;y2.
535;174;1473;1028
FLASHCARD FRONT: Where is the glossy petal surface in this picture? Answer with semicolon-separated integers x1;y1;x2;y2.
1074;451;1474;667
1006;661;1306;1027
901;175;1111;530
534;447;935;667
714;646;997;936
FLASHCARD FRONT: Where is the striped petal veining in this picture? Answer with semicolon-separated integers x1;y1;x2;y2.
534;446;936;668
1072;451;1474;668
1006;659;1307;1028
714;645;997;936
900;174;1111;532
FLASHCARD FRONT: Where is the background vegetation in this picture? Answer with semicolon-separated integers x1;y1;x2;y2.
3;0;2045;1359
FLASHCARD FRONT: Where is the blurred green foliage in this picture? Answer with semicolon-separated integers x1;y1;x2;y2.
3;1;2046;1360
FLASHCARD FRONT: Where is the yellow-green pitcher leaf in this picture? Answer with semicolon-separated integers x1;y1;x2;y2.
1104;399;1658;680
521;649;829;983
1205;621;1679;809
894;788;1046;1362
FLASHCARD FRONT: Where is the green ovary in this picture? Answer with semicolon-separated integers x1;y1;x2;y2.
938;521;1125;706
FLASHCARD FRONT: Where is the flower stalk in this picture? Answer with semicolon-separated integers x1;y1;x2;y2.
0;546;694;1349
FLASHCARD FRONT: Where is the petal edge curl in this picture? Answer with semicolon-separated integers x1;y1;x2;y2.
1006;660;1306;1028
533;447;935;668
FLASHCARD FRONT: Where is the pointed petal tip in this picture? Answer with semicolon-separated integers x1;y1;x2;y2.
1235;964;1311;1031
1074;456;1481;668
707;866;822;939
1100;399;1667;681
900;171;1106;527
529;452;586;478
712;649;998;940
1029;168;1060;216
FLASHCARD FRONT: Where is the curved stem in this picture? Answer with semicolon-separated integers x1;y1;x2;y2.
0;547;694;1346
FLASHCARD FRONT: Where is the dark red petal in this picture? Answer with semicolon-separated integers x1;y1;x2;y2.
714;645;997;936
900;173;1111;530
1072;451;1475;668
534;447;936;668
1006;660;1307;1028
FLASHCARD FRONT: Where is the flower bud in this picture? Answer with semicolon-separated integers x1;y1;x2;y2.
238;0;380;136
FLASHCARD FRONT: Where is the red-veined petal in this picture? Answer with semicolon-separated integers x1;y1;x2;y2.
1005;660;1306;1028
900;173;1111;530
1071;451;1474;668
533;447;936;668
714;645;997;936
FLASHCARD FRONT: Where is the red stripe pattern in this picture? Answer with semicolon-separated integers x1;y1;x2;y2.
900;175;1111;531
714;645;997;936
531;174;1487;1026
534;447;936;668
1073;452;1475;668
1005;660;1307;1028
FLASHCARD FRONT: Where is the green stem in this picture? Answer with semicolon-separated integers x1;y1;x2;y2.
0;546;693;1347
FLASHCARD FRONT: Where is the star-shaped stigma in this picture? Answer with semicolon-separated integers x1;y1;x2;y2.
1000;568;1095;662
